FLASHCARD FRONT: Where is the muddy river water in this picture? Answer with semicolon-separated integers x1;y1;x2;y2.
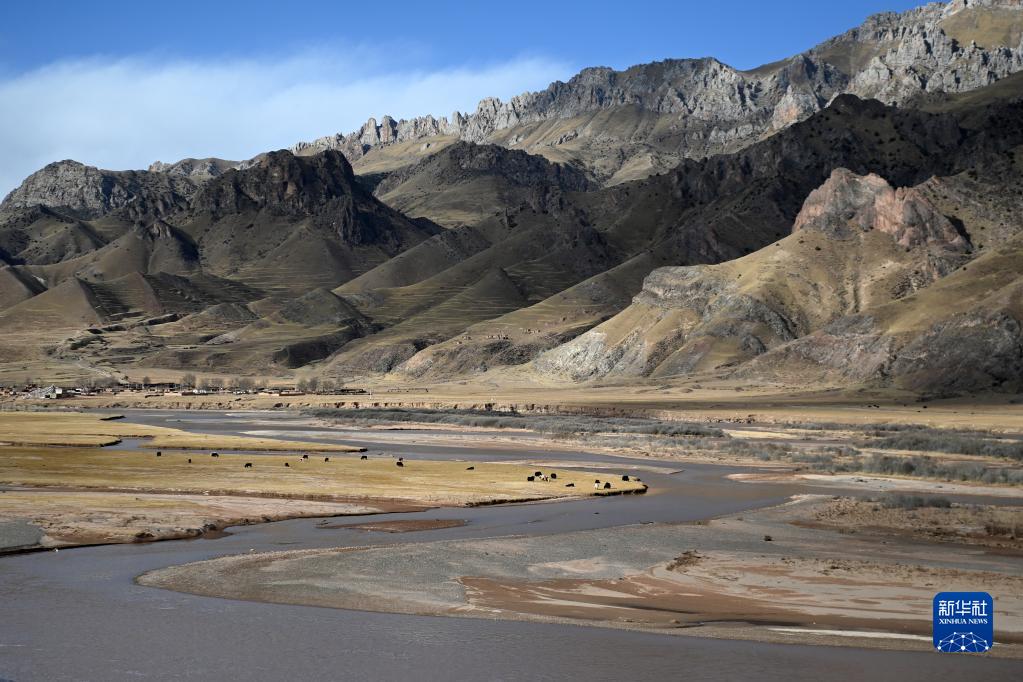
0;410;1019;680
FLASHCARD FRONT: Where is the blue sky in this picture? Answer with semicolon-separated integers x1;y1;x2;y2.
0;0;923;196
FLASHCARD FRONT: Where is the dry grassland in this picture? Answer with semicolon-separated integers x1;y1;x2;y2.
0;446;643;505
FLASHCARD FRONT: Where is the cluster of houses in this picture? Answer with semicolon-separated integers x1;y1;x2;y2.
6;385;100;400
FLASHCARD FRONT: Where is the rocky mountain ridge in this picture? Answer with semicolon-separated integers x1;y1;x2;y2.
16;1;1022;199
0;160;196;223
287;0;1023;181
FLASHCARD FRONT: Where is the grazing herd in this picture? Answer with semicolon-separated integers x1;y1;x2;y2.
523;470;635;492
148;451;408;469
150;450;373;469
146;451;640;495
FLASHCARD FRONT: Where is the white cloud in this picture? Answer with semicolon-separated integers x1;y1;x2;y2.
0;50;573;198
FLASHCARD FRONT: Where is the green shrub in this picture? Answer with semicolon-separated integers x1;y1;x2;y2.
875;493;952;509
867;431;1023;461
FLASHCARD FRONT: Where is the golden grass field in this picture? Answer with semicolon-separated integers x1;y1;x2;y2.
0;444;642;505
0;410;644;550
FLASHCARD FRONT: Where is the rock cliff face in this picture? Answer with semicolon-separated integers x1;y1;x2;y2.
176;149;441;292
792;169;970;249
289;1;1023;179
0;160;196;223
837;0;1023;103
192;150;367;220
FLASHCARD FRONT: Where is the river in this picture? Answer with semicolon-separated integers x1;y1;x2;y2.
0;410;1018;680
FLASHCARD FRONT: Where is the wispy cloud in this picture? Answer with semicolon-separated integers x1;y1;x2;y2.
0;50;573;198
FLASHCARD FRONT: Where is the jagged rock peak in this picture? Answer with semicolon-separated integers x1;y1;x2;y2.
148;158;240;182
289;0;1023;165
944;0;1022;15
291;113;461;162
833;2;1023;104
793;168;970;250
291;56;835;159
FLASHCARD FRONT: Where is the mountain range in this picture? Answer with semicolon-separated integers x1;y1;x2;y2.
1;0;1022;397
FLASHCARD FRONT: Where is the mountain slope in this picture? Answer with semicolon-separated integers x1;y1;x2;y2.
175;150;440;294
0;149;442;374
740;237;1023;395
373;142;594;227
529;136;1023;396
338;80;1023;381
532;169;974;381
2;0;1023;392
